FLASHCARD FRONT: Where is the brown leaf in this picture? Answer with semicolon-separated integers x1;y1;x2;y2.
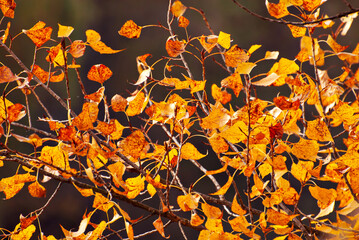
0;66;17;83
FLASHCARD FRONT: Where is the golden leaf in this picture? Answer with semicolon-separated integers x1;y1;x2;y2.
93;193;114;212
72;102;99;131
28;181;46;198
40;145;70;171
200;103;230;129
191;213;205;226
306;119;333;142
69;40;86;58
0;0;16;18
153;217;167;238
84;86;105;103
302;0;323;11
177;193;200;211
326;35;348;53
211;176;233;195
86;29;122;54
228;215;250;233
217;31;231;49
178;16;190;28
126;174;145;199
265;0;290;19
199;35;218;53
291;160;313;183
111;94;128;112
232;194;247;215
72;182;94;197
224;45;249;68
287;24;306;38
220;121;248;144
118;130;149;159
171;0;187;17
23;21;52;47
291;138;319;161
212;84;232;105
202;203;222;219
205;218;223;233
309;186;337;209
11;225;36;240
221;72;243;97
119;20;142;39
57;23;74;38
32;64;64;83
126;91;147;116
0;173;36;199
181;142;206;160
208;133;229;154
267;209;296;226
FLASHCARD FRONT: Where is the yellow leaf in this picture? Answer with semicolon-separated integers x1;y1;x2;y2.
125;222;134;240
224;45;249;68
126;174;145;199
118;130;149;159
211;176;233;195
205;218;223;233
0;173;36;199
206;160;228;175
287;24;306;38
208;133;229;154
171;0;187;17
11;224;36;240
86;29;123;54
228;215;250;233
265;0;289;19
291;138;319;161
28;181;46;198
217;31;231;49
231;194;246;215
181;142;206;160
89;221;107;240
191;213;205;226
108;161;126;188
126;91;147;117
306;119;333;142
235;62;256;75
177;193;200;211
220;121;248;144
57;23;74;38
93;193;114;212
221;72;243;97
248;44;261;54
202;203;222;219
72;182;94;197
267;209;296;226
87;64;113;84
40;145;70;171
309;186;337;209
211;84;232;105
200;102;230;129
291;160;313;183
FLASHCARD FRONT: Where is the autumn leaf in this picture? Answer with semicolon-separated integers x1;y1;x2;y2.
40;144;70;172
309;186;337;209
28;181;46;198
224;45;249;68
212;84;232;105
265;0;289;19
178;16;189;28
69;40;86;58
118;130;149;159
23;21;52;47
217;31;231;49
306;119;333;142
72;102;99;131
166;37;186;57
57;23;74;38
199;35;218;53
273;96;300;110
111;94;128;112
291;160;313;183
221;72;243;97
267;209;297;226
153;216;168;238
0;0;16;18
86;29;122;54
32;64;64;83
208;133;229;154
287;24;306;38
0;65;18;83
200;102;230;129
11;224;36;240
87;64;113;84
126;91;147;116
181;142;206;160
211;176;233;195
291;138;319;161
126;174;145;199
302;0;323;11
177;193;200;211
171;0;187;17
119;20;142;39
6;103;25;122
202;203;222;219
0;173;36;199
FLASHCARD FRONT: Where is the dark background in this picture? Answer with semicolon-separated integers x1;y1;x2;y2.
1;0;358;239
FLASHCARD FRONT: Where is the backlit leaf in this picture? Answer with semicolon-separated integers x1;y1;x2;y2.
291;138;319;161
265;0;289;19
69;40;86;58
202;203;222;219
287;24;306;38
217;31;231;49
291;160;313;183
72;102;99;131
119;20;142;39
177;193;200;211
6;103;25;122
306;119;333;142
178;16;189;28
220;121;248;144
57;23;74;38
11;224;36;240
205;218;223;233
211;176;233;195
212;84;232;105
93;193;114;212
199;35;218;53
0;0;16;18
126;91;147;116
86;29;122;54
153;216;167;238
0;173;36;199
221;72;243;97
309;186;337;209
224;45;249;68
111;94;128;112
32;64;64;83
40;145;70;172
208;133;229;154
267;209;296;226
191;213;204;226
87;64;112;84
200;102;230;129
126;174;145;199
118;130;149;159
326;35;348;53
23;21;52;47
28;181;46;198
181;142;206;160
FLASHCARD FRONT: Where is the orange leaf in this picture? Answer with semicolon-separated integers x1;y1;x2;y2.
205;218;223;232
211;176;233;195
206;160;229;175
111;94;128;112
178;16;190;28
28;181;46;198
232;194;247;215
40;144;70;172
166;37;186;57
309;186;337;209
125;222;134;240
199;35;218;53
267;208;296;226
208;133;229;154
191;213;205;226
171;0;187;17
0;0;16;18
11;224;36;240
96;119;116;135
32;65;64;83
221;72;243;97
291;160;313;183
126;91;147;116
287;24;306;38
0;173;36;199
212;84;232;105
202;203;222;219
228;215;250;233
20;215;37;230
86;29;122;54
306;119;333;142
118;130;149;159
224;45;249;68
177;193;200;211
57;23;74;38
153;216;168;238
200;102;230;129
72;102;99;131
302;0;323;11
69;40;86;58
72;182;94;197
93;193;114;212
119;20;142;39
0;66;17;83
265;0;289;19
84;86;105;103
273;96;300;110
87;64;112;84
23;21;52;47
6;103;25;122
269;122;284;139
181;142;206;160
108;161;125;188
125;174;145;199
291;138;319;161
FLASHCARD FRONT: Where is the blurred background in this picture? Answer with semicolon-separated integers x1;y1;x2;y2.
0;0;358;239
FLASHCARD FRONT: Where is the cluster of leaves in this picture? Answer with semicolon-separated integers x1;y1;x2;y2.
1;0;359;239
